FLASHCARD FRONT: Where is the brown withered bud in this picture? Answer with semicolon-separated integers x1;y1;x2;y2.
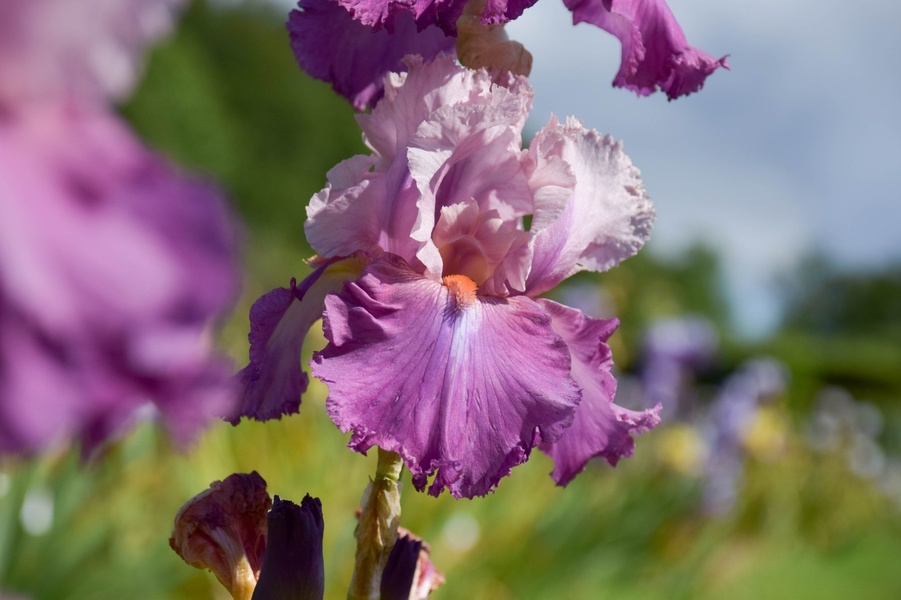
169;472;272;600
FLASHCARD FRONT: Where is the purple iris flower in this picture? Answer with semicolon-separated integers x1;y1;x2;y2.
0;0;240;455
236;56;659;497
288;0;728;109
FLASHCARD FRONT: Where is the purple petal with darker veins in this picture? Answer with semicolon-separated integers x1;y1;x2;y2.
288;0;454;110
537;299;660;486
230;257;367;425
230;283;309;425
313;254;580;498
562;0;728;99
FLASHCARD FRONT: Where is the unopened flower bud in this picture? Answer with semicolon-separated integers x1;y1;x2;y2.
252;495;325;600
380;531;444;600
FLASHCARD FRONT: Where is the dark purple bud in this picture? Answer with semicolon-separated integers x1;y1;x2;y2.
380;532;444;600
380;535;422;600
252;495;325;600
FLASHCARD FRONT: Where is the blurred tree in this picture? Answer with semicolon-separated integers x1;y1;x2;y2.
781;254;901;341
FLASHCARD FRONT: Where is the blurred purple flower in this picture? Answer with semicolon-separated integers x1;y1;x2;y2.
0;0;241;455
0;0;186;107
237;57;659;497
287;0;727;109
640;316;717;417
702;358;787;515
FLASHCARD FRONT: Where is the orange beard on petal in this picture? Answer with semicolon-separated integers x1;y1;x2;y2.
442;274;478;308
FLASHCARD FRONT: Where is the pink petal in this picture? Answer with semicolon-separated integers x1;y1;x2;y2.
307;57;534;277
306;154;426;267
313;254;580;498
525;116;654;295
562;0;728;99
431;200;531;295
537;299;660;486
358;55;499;166
406;87;533;279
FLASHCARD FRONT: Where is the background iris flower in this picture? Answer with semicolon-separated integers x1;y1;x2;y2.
0;0;240;455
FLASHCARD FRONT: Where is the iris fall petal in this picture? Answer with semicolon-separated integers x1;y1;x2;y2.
314;254;580;498
232;257;366;424
537;299;661;486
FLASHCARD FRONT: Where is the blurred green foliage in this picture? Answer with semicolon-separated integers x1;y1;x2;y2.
3;2;901;599
781;254;901;341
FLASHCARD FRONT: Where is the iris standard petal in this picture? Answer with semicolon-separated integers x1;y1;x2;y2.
288;0;454;111
358;55;499;166
313;254;580;498
525;116;654;296
537;299;661;486
406;88;533;280
307;56;533;275
306;154;426;268
562;0;728;99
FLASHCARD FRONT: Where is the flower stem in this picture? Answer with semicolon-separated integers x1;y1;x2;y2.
347;448;404;600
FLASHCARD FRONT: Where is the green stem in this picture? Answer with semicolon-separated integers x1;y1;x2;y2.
347;448;404;600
